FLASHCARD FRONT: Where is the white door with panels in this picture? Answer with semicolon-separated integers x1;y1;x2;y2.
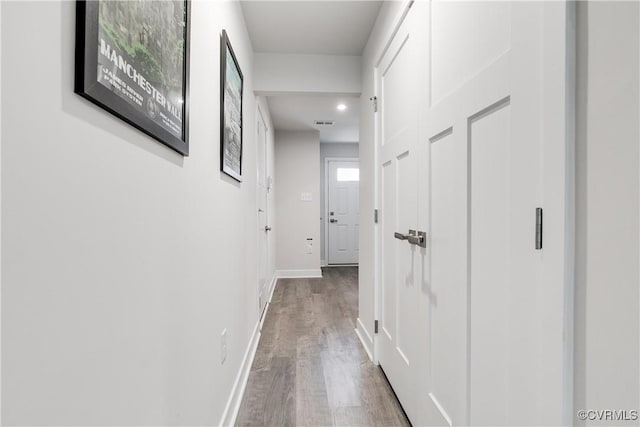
376;4;427;423
257;110;270;318
328;160;360;264
375;2;573;426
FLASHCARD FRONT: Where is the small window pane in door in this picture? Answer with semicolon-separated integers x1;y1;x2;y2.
337;168;359;182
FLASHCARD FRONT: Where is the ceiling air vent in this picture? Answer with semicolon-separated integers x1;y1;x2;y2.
314;120;335;126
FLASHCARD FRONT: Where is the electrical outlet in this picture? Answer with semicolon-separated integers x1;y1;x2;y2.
306;239;313;254
221;329;227;364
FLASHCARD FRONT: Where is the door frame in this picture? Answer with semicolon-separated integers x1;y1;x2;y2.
368;1;576;423
256;101;270;319
324;157;359;266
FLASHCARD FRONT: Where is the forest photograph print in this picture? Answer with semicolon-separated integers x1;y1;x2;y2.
75;0;190;155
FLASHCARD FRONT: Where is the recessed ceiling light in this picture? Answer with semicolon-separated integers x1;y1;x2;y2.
337;103;347;111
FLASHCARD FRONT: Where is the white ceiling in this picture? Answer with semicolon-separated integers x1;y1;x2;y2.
267;96;360;143
243;1;375;142
240;1;383;55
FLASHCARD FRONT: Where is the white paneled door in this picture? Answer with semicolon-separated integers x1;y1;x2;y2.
328;160;360;264
257;109;269;318
376;4;427;423
375;2;573;426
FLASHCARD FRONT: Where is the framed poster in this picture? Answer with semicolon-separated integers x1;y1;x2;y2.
75;0;190;155
220;30;244;182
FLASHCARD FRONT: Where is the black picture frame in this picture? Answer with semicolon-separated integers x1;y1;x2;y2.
75;0;190;156
220;30;244;182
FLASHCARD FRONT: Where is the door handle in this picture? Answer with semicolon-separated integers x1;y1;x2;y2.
407;233;426;248
394;230;427;248
395;229;416;240
265;226;272;232
330;219;338;223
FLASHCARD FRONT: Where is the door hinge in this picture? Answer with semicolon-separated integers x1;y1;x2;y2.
535;207;543;250
370;96;378;113
374;320;379;334
374;209;379;224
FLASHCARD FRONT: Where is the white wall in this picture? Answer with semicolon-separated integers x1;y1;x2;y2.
274;130;321;273
0;2;3;421
254;53;361;96
357;0;407;354
574;2;640;423
319;142;359;264
1;1;274;425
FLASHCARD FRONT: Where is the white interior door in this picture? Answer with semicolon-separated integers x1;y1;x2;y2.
421;2;572;425
328;160;360;264
375;2;573;426
376;6;427;424
257;111;269;317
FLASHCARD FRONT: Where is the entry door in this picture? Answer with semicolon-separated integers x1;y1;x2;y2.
376;2;572;426
256;111;269;317
328;160;359;264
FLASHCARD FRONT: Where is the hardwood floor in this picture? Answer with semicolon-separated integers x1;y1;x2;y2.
236;267;410;427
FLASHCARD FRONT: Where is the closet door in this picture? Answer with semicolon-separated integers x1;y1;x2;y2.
417;2;573;425
374;2;574;425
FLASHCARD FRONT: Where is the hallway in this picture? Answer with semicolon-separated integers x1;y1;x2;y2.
236;268;410;427
1;1;638;425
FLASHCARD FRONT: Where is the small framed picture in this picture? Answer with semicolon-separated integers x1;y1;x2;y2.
220;30;244;182
75;0;190;155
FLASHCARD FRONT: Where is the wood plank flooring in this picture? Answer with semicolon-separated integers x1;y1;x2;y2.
236;267;410;427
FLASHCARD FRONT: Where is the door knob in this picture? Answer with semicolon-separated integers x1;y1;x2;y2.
330;219;338;223
265;226;272;232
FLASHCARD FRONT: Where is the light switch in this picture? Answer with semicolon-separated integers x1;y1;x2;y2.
301;192;312;201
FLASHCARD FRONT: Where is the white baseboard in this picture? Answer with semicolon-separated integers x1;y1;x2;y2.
218;320;260;427
356;317;374;362
259;272;278;331
218;268;324;425
267;271;277;301
218;322;260;426
219;270;278;426
275;269;323;279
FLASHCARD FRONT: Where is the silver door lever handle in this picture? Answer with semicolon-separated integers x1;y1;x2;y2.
407;234;424;246
394;230;427;248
